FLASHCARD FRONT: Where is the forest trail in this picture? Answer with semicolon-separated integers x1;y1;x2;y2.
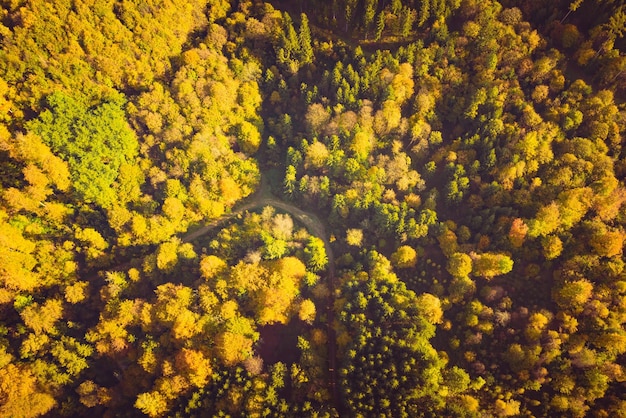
180;175;340;410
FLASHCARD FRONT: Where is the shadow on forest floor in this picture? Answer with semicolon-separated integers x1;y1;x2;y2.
256;321;303;366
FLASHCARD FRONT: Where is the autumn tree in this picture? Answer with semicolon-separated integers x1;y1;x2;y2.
0;364;55;417
391;245;417;268
447;253;473;278
471;253;514;279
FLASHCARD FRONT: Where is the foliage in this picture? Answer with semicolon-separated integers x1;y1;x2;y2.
28;92;138;208
0;0;625;416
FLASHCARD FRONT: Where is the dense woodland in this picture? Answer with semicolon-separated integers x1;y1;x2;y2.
0;0;625;416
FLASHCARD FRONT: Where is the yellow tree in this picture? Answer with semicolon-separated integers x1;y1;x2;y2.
346;228;364;247
391;245;417;269
174;348;212;388
76;380;112;408
20;299;64;335
74;227;109;264
447;253;473;278
135;391;168;418
542;235;563;260
553;279;593;313
528;202;561;238
216;331;254;366
219;176;242;206
437;229;459;257
298;299;316;324
415;293;443;324
304;140;330;170
199;255;228;280
525;312;550;341
0;214;38;298
156;240;181;272
471;253;514;279
0;364;55;418
590;229;625;258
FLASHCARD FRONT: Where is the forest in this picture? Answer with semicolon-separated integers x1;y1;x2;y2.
0;0;625;416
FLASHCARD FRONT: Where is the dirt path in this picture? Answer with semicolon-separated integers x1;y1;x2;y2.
180;175;340;410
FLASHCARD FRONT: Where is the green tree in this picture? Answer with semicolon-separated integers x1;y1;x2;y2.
28;91;138;208
363;0;378;38
298;14;313;64
374;12;385;41
304;237;328;272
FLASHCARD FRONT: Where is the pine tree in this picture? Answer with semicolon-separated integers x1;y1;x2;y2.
299;13;313;65
374;12;385;41
363;0;378;38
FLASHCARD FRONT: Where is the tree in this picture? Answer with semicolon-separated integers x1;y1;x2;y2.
216;331;254;366
542;235;563;260
64;281;89;304
494;399;521;417
561;0;584;23
304;237;328;272
553;279;593;313
156;240;180;272
391;245;417;268
528;202;561;238
135;391;168;417
0;364;55;417
447;253;473;278
374;12;385;41
298;299;316;323
0;216;38;294
472;253;513;279
200;255;228;281
590;229;625;258
20;299;64;335
346;228;364;246
304;140;330;170
175;348;212;388
363;0;378;38
27;92;138;208
219;176;242;206
525;312;550;341
603;6;626;40
416;293;443;324
284;164;298;198
344;0;358;32
74;227;108;264
298;14;313;64
338;265;445;416
236;120;262;154
399;7;415;37
76;380;112;408
508;218;529;248
305;103;330;137
443;366;471;394
438;229;459;257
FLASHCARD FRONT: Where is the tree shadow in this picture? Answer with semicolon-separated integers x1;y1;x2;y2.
256;321;304;365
